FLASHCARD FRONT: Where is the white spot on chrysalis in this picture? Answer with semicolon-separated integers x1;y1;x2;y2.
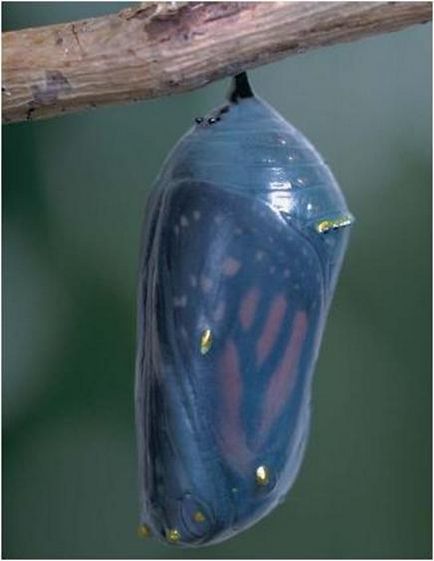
180;215;189;227
200;275;213;293
222;257;241;276
190;275;197;288
174;295;187;307
193;210;201;221
213;301;225;322
268;186;294;212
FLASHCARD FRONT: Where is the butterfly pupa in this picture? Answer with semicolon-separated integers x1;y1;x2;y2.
135;72;353;547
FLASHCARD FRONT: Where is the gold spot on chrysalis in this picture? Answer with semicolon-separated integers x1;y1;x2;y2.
193;511;206;523
200;329;213;355
316;215;353;234
256;465;270;486
137;524;151;539
166;528;181;543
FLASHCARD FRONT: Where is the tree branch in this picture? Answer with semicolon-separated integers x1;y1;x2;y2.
2;1;431;124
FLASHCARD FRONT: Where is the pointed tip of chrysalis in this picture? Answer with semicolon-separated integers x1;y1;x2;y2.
227;72;254;104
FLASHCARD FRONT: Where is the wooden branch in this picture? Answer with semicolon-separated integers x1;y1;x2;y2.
2;2;431;124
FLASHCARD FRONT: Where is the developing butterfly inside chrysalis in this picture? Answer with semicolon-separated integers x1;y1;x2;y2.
135;72;354;547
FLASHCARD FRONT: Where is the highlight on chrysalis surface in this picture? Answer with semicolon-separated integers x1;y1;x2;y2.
134;70;353;547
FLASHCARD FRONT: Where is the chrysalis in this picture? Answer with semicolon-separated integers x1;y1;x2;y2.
135;73;353;547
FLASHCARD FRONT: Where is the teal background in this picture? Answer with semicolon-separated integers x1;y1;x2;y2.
3;2;432;559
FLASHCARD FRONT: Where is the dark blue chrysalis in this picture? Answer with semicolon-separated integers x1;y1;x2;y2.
135;73;353;547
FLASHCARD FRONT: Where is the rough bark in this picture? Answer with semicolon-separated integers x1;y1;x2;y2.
2;1;432;123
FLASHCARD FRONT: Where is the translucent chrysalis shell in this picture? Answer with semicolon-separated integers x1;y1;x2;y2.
135;73;353;546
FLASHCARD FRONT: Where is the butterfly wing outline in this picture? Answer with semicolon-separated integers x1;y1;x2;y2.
135;178;328;545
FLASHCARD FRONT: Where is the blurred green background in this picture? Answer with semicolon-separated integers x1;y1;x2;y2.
3;2;432;559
